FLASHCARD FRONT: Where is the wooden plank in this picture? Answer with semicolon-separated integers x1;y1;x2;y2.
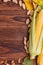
0;4;24;10
0;10;26;16
0;4;26;16
0;20;26;26
0;52;26;60
0;3;27;24
0;15;27;22
0;25;28;40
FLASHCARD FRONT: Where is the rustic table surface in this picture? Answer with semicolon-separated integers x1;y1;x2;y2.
0;2;36;65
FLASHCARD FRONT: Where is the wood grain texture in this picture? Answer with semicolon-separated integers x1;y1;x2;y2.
0;3;28;65
0;3;36;65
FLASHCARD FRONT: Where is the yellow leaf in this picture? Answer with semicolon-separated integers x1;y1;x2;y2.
23;0;33;10
33;0;43;5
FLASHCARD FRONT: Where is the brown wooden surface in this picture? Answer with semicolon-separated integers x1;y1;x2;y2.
0;3;28;65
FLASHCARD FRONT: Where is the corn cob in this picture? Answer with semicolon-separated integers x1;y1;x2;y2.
35;10;43;55
37;39;43;65
29;6;43;59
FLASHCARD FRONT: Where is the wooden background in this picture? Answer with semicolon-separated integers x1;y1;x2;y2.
0;2;28;65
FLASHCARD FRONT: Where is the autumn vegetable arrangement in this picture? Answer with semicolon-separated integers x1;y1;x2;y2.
23;0;43;65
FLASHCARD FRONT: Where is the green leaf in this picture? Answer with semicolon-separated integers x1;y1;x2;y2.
22;57;33;65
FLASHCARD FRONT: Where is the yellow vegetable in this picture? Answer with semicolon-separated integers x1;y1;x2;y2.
37;40;43;65
33;0;43;6
38;54;43;65
35;9;43;48
23;0;33;10
29;7;43;59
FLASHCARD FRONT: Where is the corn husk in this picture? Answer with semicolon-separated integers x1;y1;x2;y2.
29;6;43;59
